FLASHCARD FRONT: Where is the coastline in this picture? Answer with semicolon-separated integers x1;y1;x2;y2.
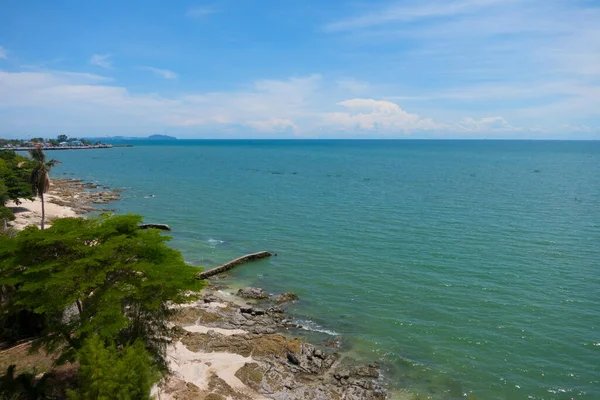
6;178;121;230
5;178;390;400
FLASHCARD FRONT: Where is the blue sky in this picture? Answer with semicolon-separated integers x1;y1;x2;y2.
0;0;599;139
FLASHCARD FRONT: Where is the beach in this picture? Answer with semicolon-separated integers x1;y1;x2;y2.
5;177;388;400
6;178;120;230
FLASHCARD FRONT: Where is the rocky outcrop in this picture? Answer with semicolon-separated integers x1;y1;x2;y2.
47;179;122;213
273;292;299;304
236;287;269;300
164;284;388;400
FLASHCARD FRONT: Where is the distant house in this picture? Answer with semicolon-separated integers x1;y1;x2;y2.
59;142;69;147
70;140;84;147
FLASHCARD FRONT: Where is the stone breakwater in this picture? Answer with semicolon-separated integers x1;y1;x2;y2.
157;282;388;400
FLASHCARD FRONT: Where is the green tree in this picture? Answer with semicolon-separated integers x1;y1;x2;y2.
0;214;204;366
67;335;159;400
0;206;15;232
57;134;68;143
0;150;34;205
28;145;58;229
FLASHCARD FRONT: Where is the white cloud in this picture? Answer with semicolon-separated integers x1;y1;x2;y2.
139;66;178;79
186;6;217;18
323;99;442;133
0;46;6;60
89;54;113;69
324;0;507;32
0;69;593;138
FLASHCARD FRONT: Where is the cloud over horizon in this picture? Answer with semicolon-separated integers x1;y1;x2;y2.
0;1;598;139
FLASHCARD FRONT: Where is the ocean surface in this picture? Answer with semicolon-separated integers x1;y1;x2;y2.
52;140;599;399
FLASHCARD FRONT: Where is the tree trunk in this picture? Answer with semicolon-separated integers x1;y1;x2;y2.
76;299;83;316
2;218;6;232
40;192;45;230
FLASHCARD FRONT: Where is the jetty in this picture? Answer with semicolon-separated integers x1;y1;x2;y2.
197;251;272;279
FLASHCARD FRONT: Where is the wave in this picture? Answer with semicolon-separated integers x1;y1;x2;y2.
294;319;340;336
207;238;225;248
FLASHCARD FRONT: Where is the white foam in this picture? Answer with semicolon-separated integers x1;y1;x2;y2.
207;238;225;248
295;319;339;336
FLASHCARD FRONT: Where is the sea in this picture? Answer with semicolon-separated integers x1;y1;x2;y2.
52;140;599;400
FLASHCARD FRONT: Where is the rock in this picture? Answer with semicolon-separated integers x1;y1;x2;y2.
203;294;219;303
286;351;300;365
352;365;380;379
236;287;269;300
274;292;299;304
334;369;350;381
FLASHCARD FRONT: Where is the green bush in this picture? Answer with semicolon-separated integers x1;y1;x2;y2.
67;336;159;400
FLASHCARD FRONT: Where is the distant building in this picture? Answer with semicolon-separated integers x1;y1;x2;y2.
59;142;69;147
70;140;84;147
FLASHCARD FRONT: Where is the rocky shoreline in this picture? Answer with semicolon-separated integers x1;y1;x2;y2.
45;178;122;214
156;282;388;400
8;176;390;399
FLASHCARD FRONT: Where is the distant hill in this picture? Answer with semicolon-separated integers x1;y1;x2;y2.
147;134;177;140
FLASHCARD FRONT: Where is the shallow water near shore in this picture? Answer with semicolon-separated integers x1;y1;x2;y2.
53;140;600;399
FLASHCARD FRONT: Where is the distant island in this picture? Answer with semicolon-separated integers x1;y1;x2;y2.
147;134;177;140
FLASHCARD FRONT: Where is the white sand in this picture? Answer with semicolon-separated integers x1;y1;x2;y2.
154;339;269;400
182;325;248;336
6;195;78;230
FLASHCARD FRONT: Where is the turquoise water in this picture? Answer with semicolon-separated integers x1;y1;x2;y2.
53;140;599;399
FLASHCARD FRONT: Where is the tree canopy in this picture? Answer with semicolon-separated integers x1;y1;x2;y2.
0;150;33;205
0;214;205;368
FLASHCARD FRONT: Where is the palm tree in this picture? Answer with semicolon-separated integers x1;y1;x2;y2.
29;145;58;229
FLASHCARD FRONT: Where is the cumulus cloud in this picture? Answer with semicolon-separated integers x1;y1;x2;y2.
0;69;541;137
324;99;441;133
89;54;113;69
139;66;178;79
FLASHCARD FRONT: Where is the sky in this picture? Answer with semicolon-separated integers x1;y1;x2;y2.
0;0;599;139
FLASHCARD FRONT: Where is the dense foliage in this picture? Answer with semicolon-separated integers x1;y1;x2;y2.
0;214;204;370
0;150;33;206
66;336;159;400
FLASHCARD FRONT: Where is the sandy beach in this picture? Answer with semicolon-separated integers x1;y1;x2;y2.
5;178;121;230
6;194;78;230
